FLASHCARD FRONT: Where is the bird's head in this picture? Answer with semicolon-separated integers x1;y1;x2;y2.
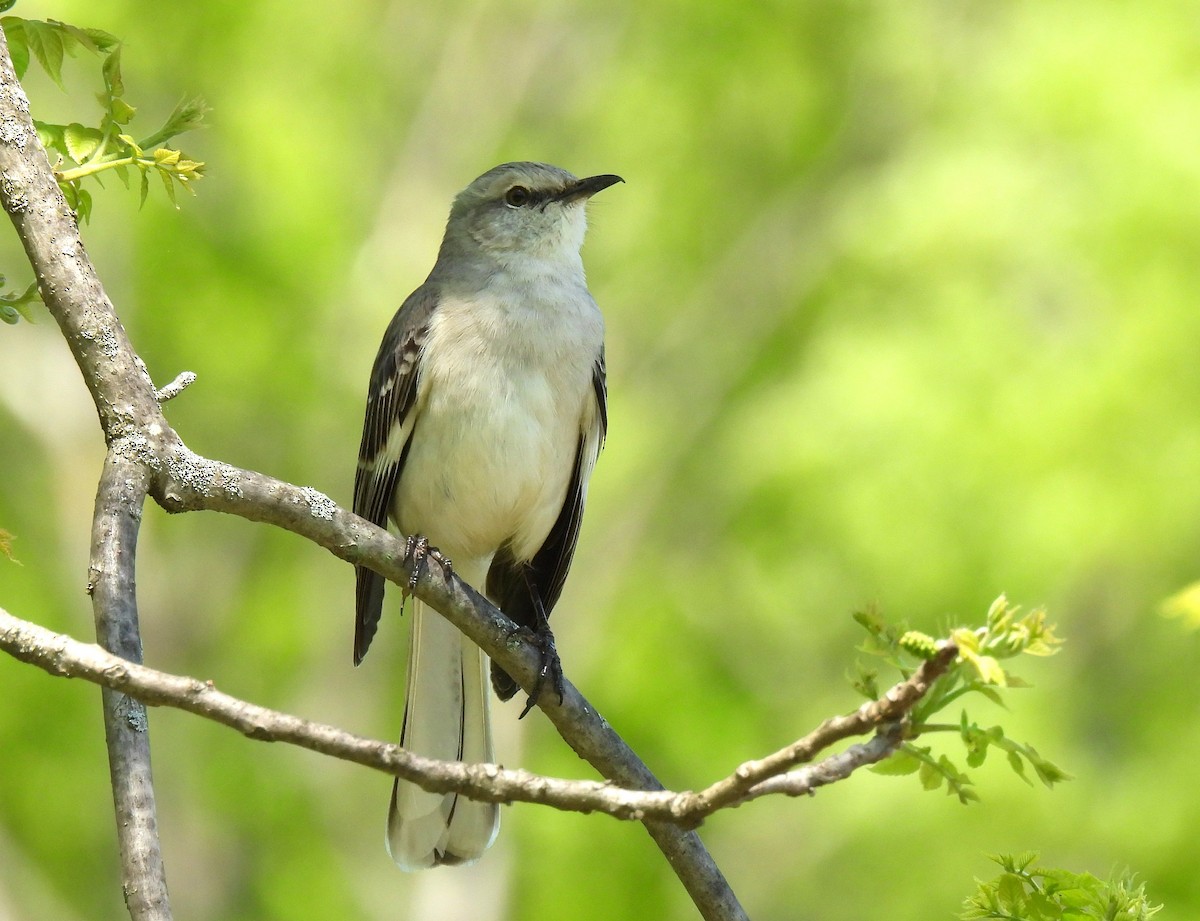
440;162;623;268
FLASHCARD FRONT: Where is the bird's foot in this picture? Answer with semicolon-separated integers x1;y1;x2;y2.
517;623;565;719
402;534;453;594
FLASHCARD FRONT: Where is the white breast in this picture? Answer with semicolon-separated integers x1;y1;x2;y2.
393;272;603;568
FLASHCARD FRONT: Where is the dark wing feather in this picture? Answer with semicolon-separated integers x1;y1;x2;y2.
353;284;439;664
593;349;608;446
486;355;607;699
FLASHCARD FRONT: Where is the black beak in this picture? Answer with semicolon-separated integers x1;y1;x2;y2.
555;173;625;204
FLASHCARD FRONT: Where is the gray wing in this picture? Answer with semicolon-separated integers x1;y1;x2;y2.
353;284;439;664
486;351;607;699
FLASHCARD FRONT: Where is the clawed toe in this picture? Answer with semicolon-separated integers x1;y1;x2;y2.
518;625;565;719
402;534;453;594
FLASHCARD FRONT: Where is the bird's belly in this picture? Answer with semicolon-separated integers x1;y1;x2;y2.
393;369;583;563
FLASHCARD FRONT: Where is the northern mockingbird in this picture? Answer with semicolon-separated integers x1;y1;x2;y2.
353;162;622;870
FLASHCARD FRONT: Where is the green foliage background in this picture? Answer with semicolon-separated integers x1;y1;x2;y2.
1;1;1198;918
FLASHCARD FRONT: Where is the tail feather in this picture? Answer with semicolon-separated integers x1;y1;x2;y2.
387;599;499;870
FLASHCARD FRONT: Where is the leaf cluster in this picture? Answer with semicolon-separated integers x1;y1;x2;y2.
961;852;1162;920
0;15;206;224
855;595;1070;803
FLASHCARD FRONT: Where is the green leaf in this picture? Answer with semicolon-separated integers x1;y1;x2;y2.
82;27;120;53
24;20;66;88
0;1;19;14
102;44;124;97
109;97;136;125
159;168;178;207
1006;748;1030;783
50;21;81;56
118;133;143;157
138;167;150;209
960;647;1007;686
918;758;943;791
49;19;105;54
849;662;879;699
2;17;30;77
995;873;1027;909
73;186;92;223
951;626;980;654
871;748;922;776
12;281;39;320
63;122;103;162
34;121;67;158
972;684;1007;707
1029;752;1073;789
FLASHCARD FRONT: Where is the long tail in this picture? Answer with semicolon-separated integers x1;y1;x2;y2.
386;598;499;870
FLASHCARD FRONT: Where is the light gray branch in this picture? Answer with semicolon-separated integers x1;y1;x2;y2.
87;454;171;921
153;371;196;403
0;607;956;826
737;726;905;804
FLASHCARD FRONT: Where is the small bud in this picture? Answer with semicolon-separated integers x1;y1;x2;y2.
899;630;940;660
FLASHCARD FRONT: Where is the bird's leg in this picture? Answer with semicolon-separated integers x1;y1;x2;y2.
517;573;565;719
402;534;453;594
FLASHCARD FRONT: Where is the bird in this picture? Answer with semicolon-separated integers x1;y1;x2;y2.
352;162;621;870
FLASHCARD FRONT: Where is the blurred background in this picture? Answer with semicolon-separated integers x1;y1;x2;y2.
2;0;1199;918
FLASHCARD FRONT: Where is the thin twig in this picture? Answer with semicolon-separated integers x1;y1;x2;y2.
738;725;905;803
153;371;196;403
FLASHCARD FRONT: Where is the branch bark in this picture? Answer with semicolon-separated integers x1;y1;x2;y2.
88;455;170;921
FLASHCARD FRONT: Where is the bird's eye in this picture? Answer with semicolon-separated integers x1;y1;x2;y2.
504;186;531;207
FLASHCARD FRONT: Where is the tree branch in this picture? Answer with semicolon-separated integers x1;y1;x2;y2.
0;606;957;825
87;454;171;921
